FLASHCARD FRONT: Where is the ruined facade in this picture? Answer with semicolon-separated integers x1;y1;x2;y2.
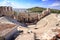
17;13;38;23
16;8;50;24
0;6;14;18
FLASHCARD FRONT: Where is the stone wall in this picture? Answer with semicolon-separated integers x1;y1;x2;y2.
0;6;14;18
17;13;38;23
16;8;50;24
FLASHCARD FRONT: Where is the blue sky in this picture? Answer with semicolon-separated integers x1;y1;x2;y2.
0;0;60;9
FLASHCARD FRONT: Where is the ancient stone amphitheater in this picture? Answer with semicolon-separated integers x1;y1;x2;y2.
15;8;50;26
0;6;60;40
15;8;60;40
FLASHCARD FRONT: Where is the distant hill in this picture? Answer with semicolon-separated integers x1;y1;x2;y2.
13;7;60;13
27;7;46;13
27;7;60;13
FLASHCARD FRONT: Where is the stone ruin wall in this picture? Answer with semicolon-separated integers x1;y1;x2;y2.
17;13;38;23
16;8;50;23
0;6;14;18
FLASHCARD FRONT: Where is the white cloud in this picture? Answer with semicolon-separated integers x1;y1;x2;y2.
48;2;60;9
0;0;36;8
0;0;30;8
49;2;60;7
0;0;17;8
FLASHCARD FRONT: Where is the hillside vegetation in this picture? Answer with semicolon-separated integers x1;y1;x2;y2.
27;7;60;13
